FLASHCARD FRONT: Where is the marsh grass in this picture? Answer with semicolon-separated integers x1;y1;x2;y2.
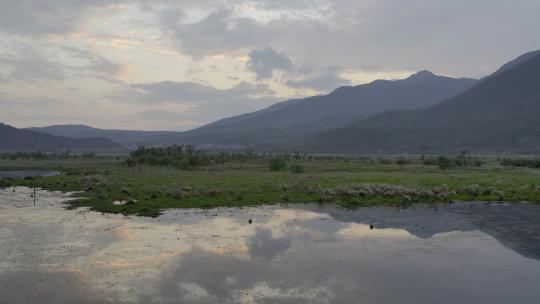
1;155;539;217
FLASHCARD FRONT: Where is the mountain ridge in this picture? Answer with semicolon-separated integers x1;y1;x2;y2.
152;70;477;149
1;123;122;152
27;124;178;147
305;50;540;154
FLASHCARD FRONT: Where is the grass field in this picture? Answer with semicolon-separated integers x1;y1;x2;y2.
1;155;540;217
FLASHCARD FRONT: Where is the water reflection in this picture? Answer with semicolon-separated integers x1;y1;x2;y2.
295;203;540;260
1;187;540;303
246;228;292;259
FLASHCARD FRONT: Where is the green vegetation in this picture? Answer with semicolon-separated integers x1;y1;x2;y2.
1;151;99;160
1;153;540;217
289;163;305;174
500;158;540;169
123;145;209;169
269;157;288;171
418;152;484;169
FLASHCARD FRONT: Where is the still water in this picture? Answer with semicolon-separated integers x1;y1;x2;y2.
0;171;61;179
1;187;539;303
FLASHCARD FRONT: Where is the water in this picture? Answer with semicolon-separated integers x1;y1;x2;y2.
1;187;540;303
0;170;61;179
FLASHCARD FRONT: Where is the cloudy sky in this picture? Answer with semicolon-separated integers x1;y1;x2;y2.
1;0;539;131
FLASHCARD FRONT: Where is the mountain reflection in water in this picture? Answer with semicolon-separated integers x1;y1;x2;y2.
1;187;540;303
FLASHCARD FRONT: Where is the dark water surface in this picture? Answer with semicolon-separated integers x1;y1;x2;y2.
1;187;539;303
0;170;61;179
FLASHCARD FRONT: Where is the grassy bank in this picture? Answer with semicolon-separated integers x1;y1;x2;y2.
1;155;540;216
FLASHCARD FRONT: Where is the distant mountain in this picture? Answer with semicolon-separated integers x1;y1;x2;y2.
156;71;477;149
306;51;540;154
0;123;122;152
490;49;540;77
28;124;178;147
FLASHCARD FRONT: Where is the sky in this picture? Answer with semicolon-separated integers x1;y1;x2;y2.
1;0;539;131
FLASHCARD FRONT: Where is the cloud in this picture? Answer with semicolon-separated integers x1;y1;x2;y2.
246;47;293;80
0;49;68;84
112;80;280;126
242;46;348;91
126;81;274;104
136;110;188;121
286;66;351;91
61;46;126;78
253;0;329;11
161;9;271;58
155;0;540;77
0;0;127;36
0;42;125;84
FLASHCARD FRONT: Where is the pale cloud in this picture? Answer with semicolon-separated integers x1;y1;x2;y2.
286;65;351;91
136;110;188;121
160;9;270;58
154;0;540;77
246;47;293;80
287;73;350;92
109;80;280;127
0;40;125;84
0;0;128;36
0;49;69;84
123;81;275;104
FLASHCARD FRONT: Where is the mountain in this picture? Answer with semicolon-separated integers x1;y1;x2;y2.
27;124;178;147
490;49;540;77
0;123;122;152
307;51;540;154
155;72;477;149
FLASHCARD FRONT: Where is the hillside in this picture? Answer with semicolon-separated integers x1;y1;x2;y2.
307;51;540;154
28;124;178;147
154;71;477;148
0;123;122;152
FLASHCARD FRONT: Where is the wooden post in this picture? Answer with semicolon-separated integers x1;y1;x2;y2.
33;187;36;206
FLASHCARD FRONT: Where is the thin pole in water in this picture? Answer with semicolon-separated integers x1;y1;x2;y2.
33;187;36;206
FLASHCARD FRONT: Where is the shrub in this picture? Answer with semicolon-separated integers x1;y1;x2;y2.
269;157;288;171
123;158;137;167
500;158;540;168
82;152;96;158
123;145;209;170
395;158;411;165
422;157;439;166
378;158;392;164
438;156;453;169
437;154;484;169
290;163;305;174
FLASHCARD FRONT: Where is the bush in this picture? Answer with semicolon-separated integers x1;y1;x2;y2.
290;163;305;174
438;156;453;169
422;157;439;166
269;157;288;171
500;158;540;168
121;145;309;169
378;158;392;164
437;154;484;169
123;158;137;167
123;145;210;170
395;158;411;165
82;152;96;158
